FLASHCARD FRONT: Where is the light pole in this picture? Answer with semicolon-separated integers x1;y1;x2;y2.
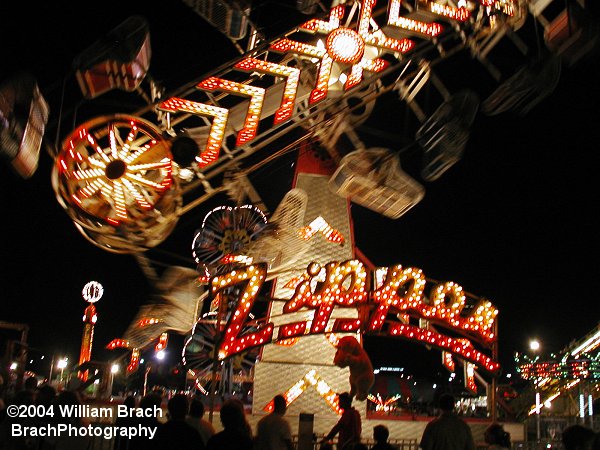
143;351;166;396
57;358;68;382
108;363;120;397
529;339;541;442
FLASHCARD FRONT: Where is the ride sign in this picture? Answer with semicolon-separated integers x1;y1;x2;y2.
211;261;500;374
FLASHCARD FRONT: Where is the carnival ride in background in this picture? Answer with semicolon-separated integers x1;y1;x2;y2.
1;0;599;418
513;323;600;424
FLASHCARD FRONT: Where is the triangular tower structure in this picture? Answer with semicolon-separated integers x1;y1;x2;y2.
252;145;360;428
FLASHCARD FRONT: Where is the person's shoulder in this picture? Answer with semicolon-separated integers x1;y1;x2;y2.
372;443;397;450
199;418;216;431
206;430;226;447
165;420;203;435
207;429;253;450
181;420;204;439
424;416;441;427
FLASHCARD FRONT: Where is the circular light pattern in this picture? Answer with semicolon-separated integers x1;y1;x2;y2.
52;114;181;253
82;281;103;303
56;115;174;225
191;204;268;279
326;27;365;64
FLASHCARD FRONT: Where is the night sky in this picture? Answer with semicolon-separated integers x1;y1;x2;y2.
1;0;599;382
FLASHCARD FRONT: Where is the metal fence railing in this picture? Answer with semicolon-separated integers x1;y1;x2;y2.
290;436;419;450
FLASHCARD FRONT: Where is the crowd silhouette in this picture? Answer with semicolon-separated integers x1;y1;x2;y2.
1;380;599;450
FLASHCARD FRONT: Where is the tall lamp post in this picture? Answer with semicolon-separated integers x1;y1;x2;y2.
529;339;542;442
108;363;120;397
57;357;68;382
143;350;166;396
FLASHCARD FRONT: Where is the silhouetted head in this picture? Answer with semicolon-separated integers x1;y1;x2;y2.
485;423;511;448
140;392;163;411
36;384;56;406
57;390;80;406
273;395;287;415
56;390;81;422
24;377;38;391
189;397;205;418
338;392;352;410
374;424;390;443
168;394;189;421
220;399;246;430
438;393;455;412
123;395;136;409
562;425;595;450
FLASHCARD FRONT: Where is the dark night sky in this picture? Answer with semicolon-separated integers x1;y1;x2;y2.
1;0;599;381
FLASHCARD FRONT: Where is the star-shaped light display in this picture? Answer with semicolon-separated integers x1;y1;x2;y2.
291;0;416;93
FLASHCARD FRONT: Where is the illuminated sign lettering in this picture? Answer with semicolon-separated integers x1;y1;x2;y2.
211;261;500;374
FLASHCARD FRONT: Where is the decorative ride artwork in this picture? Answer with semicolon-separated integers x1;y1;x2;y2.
210;260;500;374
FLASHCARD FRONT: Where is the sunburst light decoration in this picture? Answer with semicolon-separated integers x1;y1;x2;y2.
367;393;402;412
192;204;268;281
52;115;181;253
275;0;416;97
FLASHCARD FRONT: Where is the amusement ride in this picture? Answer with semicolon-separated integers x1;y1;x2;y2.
1;0;599;441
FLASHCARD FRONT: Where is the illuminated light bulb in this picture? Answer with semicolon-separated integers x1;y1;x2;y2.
106;339;130;350
127;348;141;374
158;97;229;167
429;3;470;21
234;58;300;124
270;39;333;104
388;0;443;37
357;0;415;54
388;323;500;373
212;264;274;359
301;5;344;33
326;28;366;64
138;318;161;327
197;77;265;146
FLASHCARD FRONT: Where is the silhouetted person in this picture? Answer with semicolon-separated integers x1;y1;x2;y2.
484;423;511;450
113;395;137;450
154;394;204;450
352;444;369;450
128;393;163;450
186;397;215;446
23;377;38;395
419;394;475;450
321;392;362;450
561;425;596;450
230;398;252;439
372;425;396;450
52;390;93;450
0;389;35;450
35;384;57;450
255;395;293;450
35;384;56;407
206;399;253;450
